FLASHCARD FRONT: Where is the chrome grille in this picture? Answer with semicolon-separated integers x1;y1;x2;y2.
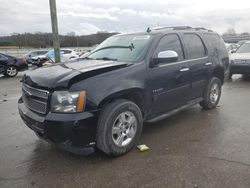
22;83;49;114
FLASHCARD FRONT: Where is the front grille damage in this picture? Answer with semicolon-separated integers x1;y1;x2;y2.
22;84;49;114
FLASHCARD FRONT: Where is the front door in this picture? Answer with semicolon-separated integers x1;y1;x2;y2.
148;34;191;116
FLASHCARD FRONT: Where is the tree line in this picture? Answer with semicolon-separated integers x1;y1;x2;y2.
222;28;250;36
0;32;118;48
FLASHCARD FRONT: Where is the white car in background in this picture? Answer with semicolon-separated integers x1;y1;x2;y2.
229;41;250;78
46;49;78;63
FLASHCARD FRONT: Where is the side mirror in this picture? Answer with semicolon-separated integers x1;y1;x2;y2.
150;50;178;67
231;49;236;53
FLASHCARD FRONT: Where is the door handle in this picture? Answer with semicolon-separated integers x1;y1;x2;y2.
179;67;190;72
205;62;213;66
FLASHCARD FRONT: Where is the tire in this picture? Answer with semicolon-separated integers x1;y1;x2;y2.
200;77;222;109
5;66;18;77
229;72;233;79
36;58;42;67
96;99;143;156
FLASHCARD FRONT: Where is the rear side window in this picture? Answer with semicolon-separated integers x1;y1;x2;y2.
154;34;184;61
183;34;206;59
0;54;8;61
62;50;72;54
37;51;48;55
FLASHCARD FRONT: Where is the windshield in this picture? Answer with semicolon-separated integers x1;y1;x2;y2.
87;34;152;63
236;43;250;53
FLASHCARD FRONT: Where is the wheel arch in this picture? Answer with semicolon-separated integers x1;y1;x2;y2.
98;88;146;117
213;65;224;84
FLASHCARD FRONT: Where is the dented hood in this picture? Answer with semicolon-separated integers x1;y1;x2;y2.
23;60;129;89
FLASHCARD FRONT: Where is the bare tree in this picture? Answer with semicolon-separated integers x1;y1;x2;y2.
223;28;236;36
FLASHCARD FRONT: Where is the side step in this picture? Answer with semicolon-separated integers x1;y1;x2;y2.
146;97;204;123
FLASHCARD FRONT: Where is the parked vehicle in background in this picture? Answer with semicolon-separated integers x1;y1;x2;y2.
229;41;250;78
225;43;239;53
0;53;28;77
46;49;78;63
25;50;48;67
237;40;248;46
18;26;228;156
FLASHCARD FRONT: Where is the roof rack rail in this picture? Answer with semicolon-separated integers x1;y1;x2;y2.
147;26;213;32
194;27;213;32
147;26;192;32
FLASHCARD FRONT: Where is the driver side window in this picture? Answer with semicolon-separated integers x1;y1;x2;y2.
154;34;184;61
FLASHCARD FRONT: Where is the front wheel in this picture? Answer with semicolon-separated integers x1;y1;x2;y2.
96;99;143;156
5;66;18;77
200;77;222;109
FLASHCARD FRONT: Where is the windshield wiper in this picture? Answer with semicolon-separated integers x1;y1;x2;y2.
96;57;118;61
94;44;135;53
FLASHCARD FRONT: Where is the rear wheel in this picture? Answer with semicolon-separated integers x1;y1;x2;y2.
5;66;18;77
97;99;143;156
200;77;222;109
36;58;43;67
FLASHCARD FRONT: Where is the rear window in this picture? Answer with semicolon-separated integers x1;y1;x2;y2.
37;51;48;55
0;54;8;61
236;43;250;53
183;33;206;59
62;50;72;54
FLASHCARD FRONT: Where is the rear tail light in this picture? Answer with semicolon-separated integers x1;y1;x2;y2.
18;58;27;64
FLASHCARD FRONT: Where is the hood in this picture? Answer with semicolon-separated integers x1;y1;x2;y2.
23;60;129;89
230;53;250;60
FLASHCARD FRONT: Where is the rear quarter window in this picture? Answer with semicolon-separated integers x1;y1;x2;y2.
203;33;227;56
183;33;206;59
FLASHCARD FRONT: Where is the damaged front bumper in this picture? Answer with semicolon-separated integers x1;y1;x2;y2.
18;97;98;155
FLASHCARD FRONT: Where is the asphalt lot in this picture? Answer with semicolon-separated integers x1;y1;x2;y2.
0;72;250;188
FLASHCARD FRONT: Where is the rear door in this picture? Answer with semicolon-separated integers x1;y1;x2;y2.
148;34;191;115
182;33;210;100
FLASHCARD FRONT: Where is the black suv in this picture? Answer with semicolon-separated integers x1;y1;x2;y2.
18;26;228;156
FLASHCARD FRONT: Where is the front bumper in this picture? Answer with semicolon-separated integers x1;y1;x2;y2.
18;97;98;155
230;64;250;74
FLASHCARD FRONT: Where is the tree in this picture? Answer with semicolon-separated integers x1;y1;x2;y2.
240;32;250;36
223;28;236;36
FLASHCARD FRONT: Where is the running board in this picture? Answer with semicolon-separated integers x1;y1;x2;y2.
146;97;204;123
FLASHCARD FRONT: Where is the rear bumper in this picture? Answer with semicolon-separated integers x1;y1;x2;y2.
230;64;250;74
17;63;28;71
18;97;98;155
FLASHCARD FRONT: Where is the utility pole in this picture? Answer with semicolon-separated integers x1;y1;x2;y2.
49;0;60;63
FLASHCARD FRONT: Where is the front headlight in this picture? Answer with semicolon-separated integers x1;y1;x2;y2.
51;91;86;113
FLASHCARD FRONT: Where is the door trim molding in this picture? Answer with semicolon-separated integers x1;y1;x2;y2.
158;56;208;68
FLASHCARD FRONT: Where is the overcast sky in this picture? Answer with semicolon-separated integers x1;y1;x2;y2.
1;0;250;36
